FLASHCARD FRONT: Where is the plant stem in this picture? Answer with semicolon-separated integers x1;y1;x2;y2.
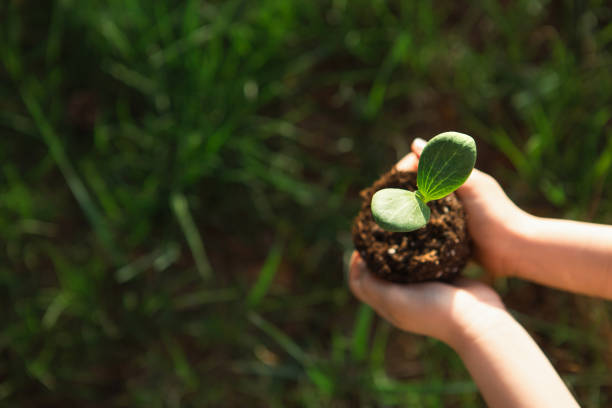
415;190;428;203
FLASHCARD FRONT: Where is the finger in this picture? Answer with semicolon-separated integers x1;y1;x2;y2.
411;138;427;157
354;267;404;324
456;168;496;199
394;152;418;172
452;277;484;289
349;255;467;339
349;251;394;310
348;251;368;299
348;251;404;322
356;263;450;323
351;251;449;311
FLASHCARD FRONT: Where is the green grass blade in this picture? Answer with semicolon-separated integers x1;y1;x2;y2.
170;192;213;281
370;321;392;370
20;89;117;259
115;244;180;283
365;32;411;118
173;288;239;310
41;292;71;329
163;335;198;389
246;241;283;308
351;304;374;362
306;366;334;395
81;160;122;222
489;128;530;176
248;312;308;364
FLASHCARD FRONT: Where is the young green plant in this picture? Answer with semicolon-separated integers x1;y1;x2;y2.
371;132;477;232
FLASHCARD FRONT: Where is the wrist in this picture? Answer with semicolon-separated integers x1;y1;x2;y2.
496;209;538;278
446;301;514;353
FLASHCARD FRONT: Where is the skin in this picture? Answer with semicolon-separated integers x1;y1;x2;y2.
349;137;612;407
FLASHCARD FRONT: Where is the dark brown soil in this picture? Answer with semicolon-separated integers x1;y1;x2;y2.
352;169;471;283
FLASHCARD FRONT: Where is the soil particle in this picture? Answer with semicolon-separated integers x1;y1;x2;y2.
352;168;471;283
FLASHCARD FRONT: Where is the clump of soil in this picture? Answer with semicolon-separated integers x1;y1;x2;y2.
352;168;471;283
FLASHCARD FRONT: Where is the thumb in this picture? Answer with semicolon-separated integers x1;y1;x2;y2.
456;168;494;198
348;251;400;325
411;138;427;157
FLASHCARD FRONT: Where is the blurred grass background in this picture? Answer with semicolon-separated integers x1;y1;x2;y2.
1;0;611;406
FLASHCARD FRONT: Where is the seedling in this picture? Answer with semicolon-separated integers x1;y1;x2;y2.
371;132;476;232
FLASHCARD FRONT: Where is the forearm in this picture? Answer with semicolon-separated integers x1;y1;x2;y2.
454;311;578;408
510;215;612;299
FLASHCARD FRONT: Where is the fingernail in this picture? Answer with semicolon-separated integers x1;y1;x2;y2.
413;138;427;150
346;252;356;282
395;153;417;172
355;255;366;272
348;252;366;282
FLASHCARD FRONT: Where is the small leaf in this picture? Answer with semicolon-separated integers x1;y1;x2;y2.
417;132;476;201
371;189;430;232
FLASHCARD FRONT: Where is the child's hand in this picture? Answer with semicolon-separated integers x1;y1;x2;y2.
397;137;612;300
397;138;531;279
349;137;513;347
349;251;507;349
349;252;579;407
350;137;581;407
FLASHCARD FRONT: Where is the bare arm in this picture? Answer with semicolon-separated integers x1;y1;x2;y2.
349;253;579;408
509;216;612;299
455;308;579;408
348;139;581;407
406;138;612;299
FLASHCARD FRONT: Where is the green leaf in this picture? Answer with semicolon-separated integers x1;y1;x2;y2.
371;189;430;232
417;132;476;202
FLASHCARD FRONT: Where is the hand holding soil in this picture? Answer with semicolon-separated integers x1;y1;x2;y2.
353;133;477;283
349;137;510;347
347;136;612;408
349;251;507;348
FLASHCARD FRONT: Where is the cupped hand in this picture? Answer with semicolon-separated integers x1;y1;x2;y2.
398;138;530;278
348;137;525;346
349;252;506;348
